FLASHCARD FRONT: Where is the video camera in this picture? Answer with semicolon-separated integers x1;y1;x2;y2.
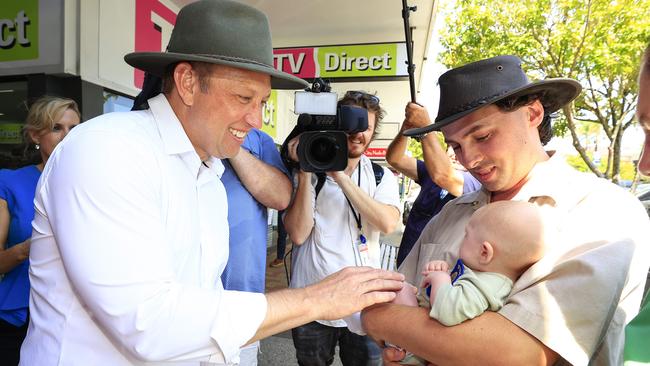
283;79;369;172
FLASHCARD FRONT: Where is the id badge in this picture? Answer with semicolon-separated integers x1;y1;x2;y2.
356;234;369;267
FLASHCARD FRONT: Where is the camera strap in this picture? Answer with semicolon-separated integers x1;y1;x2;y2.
344;163;366;245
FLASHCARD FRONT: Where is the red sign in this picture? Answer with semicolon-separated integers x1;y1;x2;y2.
273;48;316;79
134;0;177;88
365;148;386;158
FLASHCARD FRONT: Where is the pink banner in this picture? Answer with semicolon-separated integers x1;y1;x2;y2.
133;0;177;88
273;48;316;79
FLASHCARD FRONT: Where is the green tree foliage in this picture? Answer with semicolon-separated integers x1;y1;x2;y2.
406;132;447;161
439;0;650;183
565;152;643;182
407;137;423;160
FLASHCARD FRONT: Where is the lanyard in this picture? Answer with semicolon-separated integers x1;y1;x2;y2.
344;163;366;244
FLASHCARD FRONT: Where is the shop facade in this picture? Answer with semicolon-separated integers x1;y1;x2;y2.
0;0;436;169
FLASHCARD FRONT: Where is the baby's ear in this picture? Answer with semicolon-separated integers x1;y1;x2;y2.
480;241;494;264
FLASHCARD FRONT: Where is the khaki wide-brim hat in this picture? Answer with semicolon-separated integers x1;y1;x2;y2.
403;55;582;136
124;0;307;90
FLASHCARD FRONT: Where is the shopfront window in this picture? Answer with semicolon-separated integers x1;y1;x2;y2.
0;80;31;169
103;91;134;113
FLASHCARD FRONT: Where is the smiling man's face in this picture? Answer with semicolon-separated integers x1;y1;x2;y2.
347;111;376;158
180;63;271;160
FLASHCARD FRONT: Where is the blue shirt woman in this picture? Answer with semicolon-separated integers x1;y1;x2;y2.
0;96;80;365
0;165;41;326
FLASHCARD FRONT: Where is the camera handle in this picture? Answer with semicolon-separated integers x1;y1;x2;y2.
306;78;331;93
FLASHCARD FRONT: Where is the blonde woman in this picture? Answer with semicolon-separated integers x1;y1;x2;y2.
0;96;80;364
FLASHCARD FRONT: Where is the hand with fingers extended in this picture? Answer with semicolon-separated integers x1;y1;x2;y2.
308;266;405;321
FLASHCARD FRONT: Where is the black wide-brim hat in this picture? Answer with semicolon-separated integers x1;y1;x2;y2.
124;0;307;90
403;55;582;136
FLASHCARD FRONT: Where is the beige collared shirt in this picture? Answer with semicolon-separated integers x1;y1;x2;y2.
400;153;650;365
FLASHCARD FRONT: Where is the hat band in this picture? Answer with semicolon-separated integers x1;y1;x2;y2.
192;53;273;69
438;89;513;121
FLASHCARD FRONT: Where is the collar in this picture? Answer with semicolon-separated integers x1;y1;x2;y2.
454;152;587;208
511;152;587;208
455;188;489;206
148;94;196;156
204;157;225;178
148;94;225;179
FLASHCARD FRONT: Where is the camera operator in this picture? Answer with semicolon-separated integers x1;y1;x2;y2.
283;91;401;366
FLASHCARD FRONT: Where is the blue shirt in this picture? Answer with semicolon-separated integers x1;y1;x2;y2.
221;129;288;293
0;164;41;326
396;160;480;267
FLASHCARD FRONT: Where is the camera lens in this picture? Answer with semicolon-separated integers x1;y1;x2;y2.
297;131;348;172
307;136;338;167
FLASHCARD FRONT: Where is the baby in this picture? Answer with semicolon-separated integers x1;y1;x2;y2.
394;200;549;365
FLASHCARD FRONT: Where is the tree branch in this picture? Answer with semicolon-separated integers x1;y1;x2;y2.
564;106;604;177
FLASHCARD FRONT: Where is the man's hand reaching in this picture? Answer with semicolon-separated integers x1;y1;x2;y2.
307;266;405;321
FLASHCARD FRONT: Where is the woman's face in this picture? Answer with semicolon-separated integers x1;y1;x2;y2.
31;108;80;164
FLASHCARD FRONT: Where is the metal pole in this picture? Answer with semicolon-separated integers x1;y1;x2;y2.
402;0;417;103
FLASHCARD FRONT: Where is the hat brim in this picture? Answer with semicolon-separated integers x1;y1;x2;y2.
403;78;582;137
124;52;308;90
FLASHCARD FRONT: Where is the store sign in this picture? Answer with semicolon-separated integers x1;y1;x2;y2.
365;147;387;158
273;43;407;79
261;90;278;138
0;123;24;144
0;0;39;62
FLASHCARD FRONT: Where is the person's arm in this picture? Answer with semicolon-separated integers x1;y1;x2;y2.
228;147;292;210
282;136;315;244
405;103;465;197
386;120;418;181
283;170;315;244
329;171;399;234
248;266;405;342
362;305;559;366
0;199;30;274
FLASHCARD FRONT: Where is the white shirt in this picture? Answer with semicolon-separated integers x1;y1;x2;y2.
290;155;401;327
20;95;267;365
401;153;650;365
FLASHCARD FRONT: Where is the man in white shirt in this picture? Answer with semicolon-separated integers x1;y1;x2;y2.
19;1;404;365
283;91;402;366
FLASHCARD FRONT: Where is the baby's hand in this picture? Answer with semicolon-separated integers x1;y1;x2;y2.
391;282;419;307
422;260;449;274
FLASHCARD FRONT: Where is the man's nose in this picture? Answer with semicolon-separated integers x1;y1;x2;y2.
245;105;263;129
460;146;482;170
